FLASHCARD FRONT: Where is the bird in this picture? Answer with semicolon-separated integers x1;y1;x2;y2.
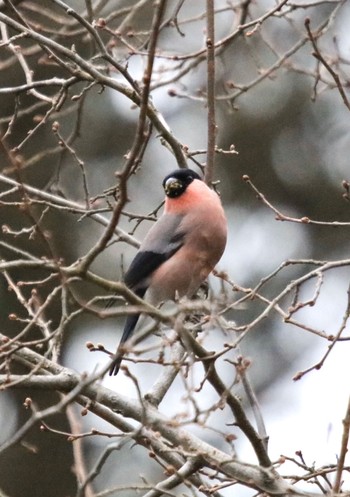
109;168;227;376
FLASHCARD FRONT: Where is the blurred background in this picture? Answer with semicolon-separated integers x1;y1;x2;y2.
0;0;350;496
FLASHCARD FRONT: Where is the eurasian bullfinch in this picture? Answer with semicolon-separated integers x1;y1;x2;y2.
109;168;227;375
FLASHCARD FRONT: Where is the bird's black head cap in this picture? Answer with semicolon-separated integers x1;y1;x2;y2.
163;169;202;198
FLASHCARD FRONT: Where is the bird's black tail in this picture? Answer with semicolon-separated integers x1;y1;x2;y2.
109;313;141;376
109;287;146;376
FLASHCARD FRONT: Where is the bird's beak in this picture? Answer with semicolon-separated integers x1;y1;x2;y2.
164;177;181;196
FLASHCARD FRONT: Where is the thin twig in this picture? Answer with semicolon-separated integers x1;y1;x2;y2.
243;175;350;226
205;0;216;186
305;17;350;111
333;396;350;493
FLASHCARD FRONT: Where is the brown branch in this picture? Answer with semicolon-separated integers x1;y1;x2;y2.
0;344;294;495
173;321;272;468
142;457;203;497
75;0;167;273
0;10;187;167
66;404;94;497
205;0;216;185
305;17;350;112
293;283;350;380
235;355;268;450
0;173;140;247
243;175;350;226
333;396;350;493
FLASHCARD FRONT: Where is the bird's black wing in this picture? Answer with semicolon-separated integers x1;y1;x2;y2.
124;228;184;290
109;235;184;376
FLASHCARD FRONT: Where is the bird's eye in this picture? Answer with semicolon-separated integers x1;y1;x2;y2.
164;177;183;197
